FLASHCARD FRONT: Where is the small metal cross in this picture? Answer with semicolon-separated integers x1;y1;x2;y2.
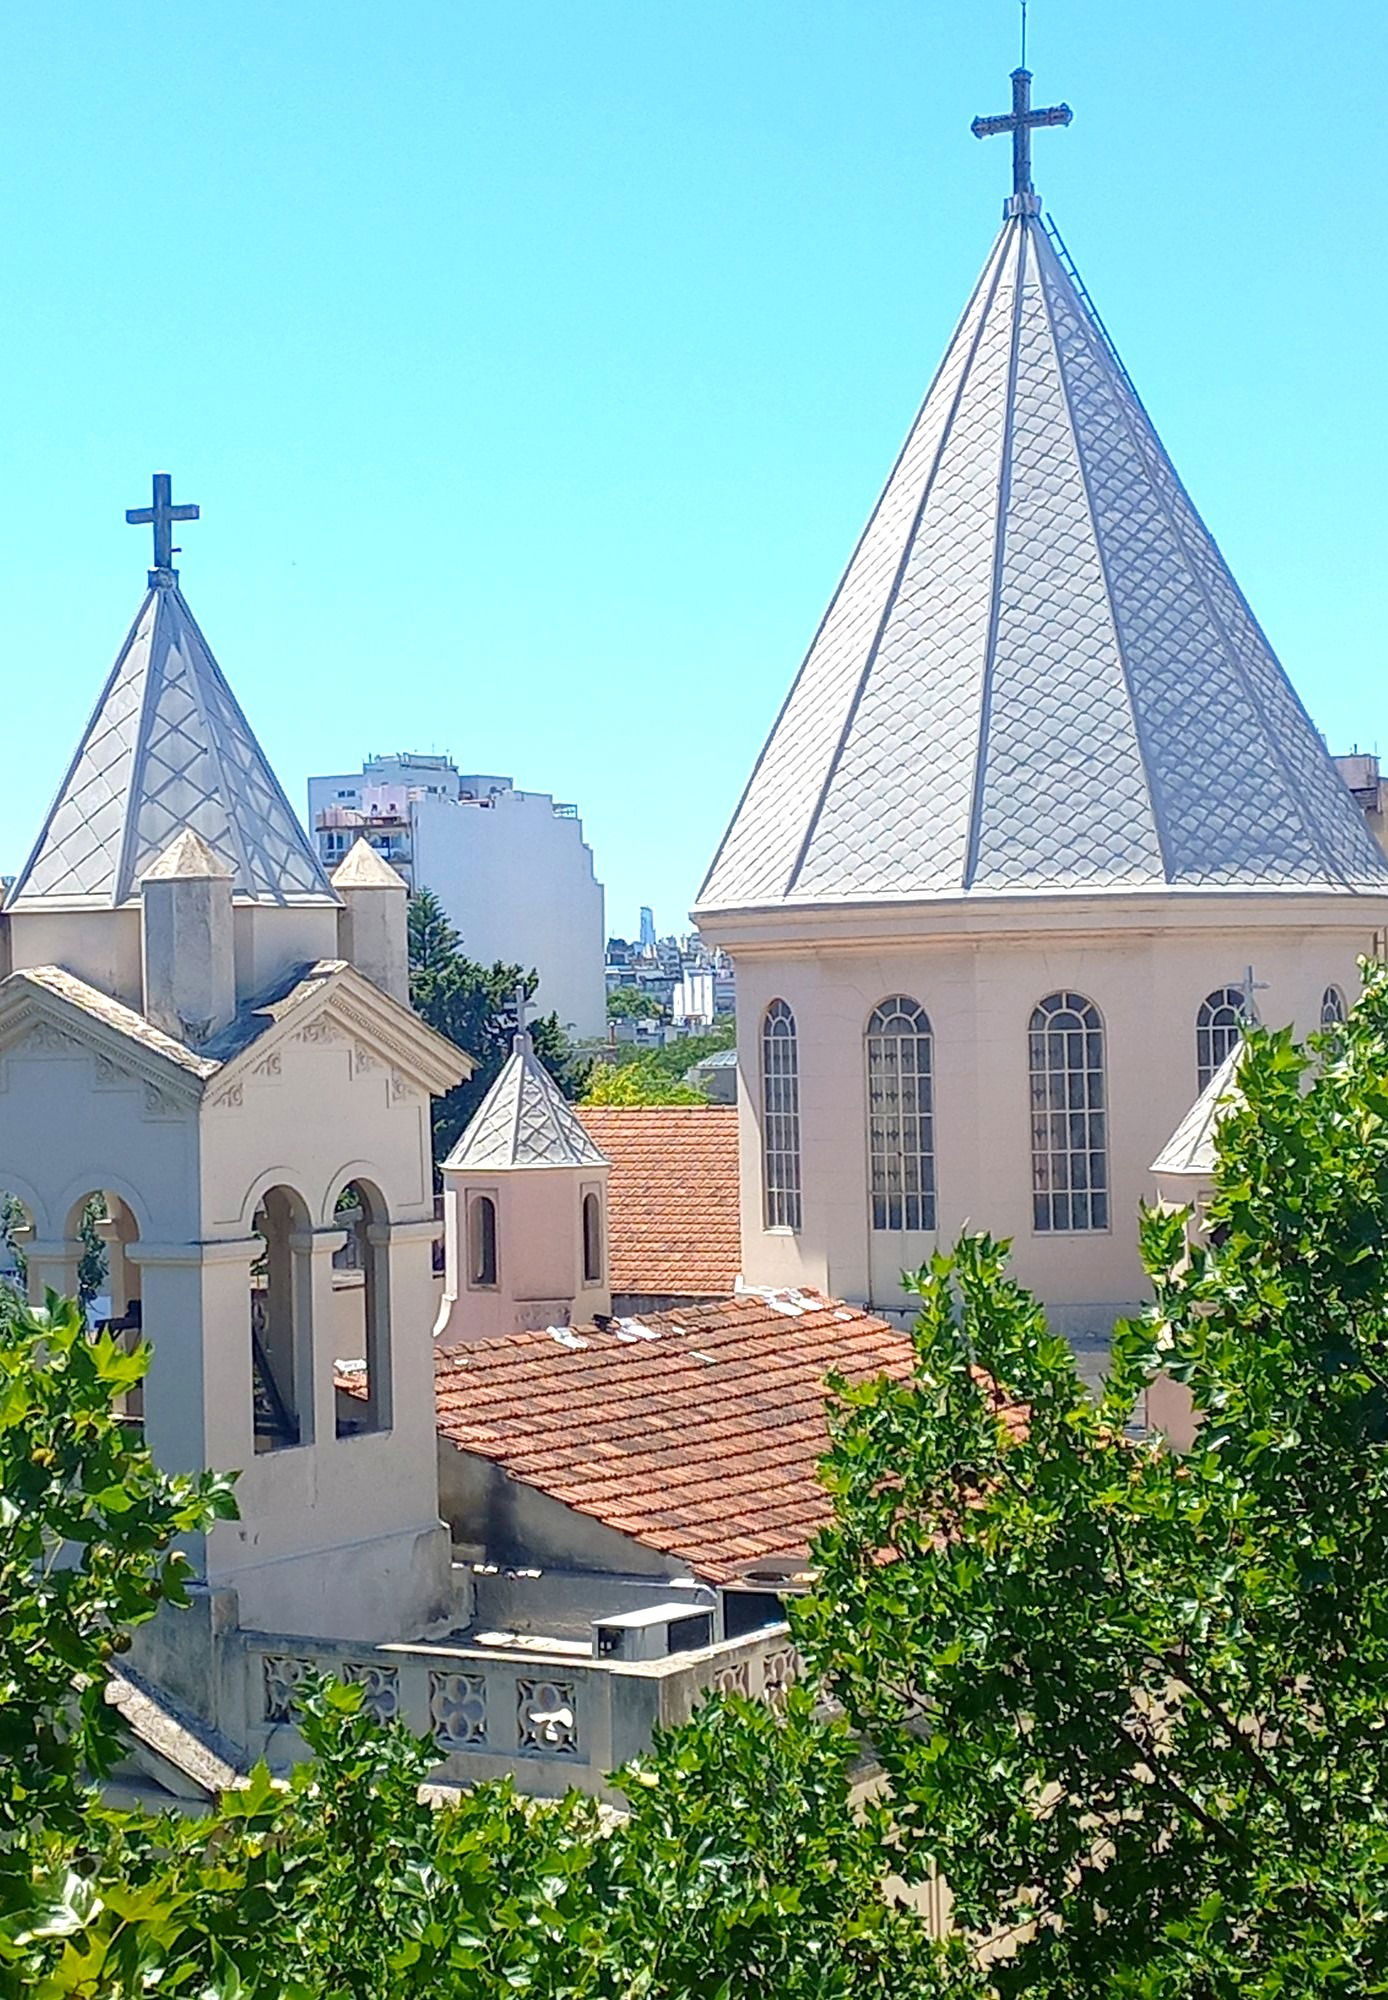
514;980;530;1048
125;471;200;576
1240;966;1270;1026
971;68;1072;198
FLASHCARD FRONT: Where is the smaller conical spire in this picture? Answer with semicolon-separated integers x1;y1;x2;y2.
445;1034;606;1172
9;562;333;912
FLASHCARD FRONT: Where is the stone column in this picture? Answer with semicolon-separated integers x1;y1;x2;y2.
295;1226;349;1448
23;1237;81;1307
125;1236;260;1580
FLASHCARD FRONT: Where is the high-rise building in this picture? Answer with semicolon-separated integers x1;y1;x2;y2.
308;754;606;1039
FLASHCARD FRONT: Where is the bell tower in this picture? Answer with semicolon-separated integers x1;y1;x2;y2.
0;483;472;1678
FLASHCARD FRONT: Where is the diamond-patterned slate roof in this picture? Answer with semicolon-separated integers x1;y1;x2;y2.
7;583;333;910
574;1105;741;1297
698;207;1388;910
1151;1046;1244;1179
445;1034;608;1172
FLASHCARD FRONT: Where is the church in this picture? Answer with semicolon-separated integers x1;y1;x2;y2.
695;70;1388;1341
0;64;1382;1802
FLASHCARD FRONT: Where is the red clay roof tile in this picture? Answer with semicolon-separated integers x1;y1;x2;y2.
574;1105;740;1297
432;1290;953;1584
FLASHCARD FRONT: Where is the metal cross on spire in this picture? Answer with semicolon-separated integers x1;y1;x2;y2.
126;471;200;583
971;66;1072;207
514;980;531;1051
1240;966;1270;1026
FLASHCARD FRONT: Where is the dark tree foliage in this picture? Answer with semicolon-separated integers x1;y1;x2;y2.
407;886;591;1165
799;958;1388;1995
0;1290;233;1910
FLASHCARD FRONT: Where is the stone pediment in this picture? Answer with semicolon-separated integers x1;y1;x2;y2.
203;960;471;1107
0;960;470;1116
0;966;214;1108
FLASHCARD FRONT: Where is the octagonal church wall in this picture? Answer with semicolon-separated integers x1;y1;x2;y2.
727;904;1381;1335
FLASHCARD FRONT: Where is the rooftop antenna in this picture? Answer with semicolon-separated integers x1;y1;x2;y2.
1020;0;1027;69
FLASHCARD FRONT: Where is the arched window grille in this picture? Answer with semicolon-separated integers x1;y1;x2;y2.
468;1195;498;1287
761;1000;802;1230
1321;984;1347;1026
1029;993;1108;1233
866;998;936;1232
1196;986;1246;1092
582;1191;603;1284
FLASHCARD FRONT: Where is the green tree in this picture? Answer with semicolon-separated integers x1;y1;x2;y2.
582;1055;708;1105
798;960;1388;1995
19;1681;946;1999
606;985;665;1022
407;886;591;1164
0;1291;233;1940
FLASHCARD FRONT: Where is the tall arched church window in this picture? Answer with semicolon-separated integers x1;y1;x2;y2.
1321;985;1347;1026
866;998;936;1232
468;1195;498;1288
761;1000;802;1230
1196;986;1246;1092
1029;993;1108;1234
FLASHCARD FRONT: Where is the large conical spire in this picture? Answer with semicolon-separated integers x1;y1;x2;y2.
697;204;1387;912
8;579;333;911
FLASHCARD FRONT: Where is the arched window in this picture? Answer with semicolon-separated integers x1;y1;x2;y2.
1321;985;1347;1026
1196;986;1245;1091
582;1191;603;1284
866;998;936;1232
1029;993;1108;1233
250;1185;312;1451
334;1180;391;1438
468;1195;498;1288
761;1000;802;1230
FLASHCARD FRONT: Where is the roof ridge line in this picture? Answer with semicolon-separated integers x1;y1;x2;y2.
695;229;1009;908
783;220;1019;899
7;591;156;910
168;585;335;903
1050;244;1348;886
961;219;1027;890
1032;220;1175;880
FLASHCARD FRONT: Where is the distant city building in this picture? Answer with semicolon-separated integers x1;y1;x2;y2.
309;754;606;1039
604;923;735;1036
1334;752;1388;861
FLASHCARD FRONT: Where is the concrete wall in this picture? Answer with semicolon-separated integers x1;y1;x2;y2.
718;898;1381;1335
7;906;145;1010
411;791;606;1039
441;1444;689;1582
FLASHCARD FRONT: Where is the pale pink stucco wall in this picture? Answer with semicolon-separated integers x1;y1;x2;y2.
704;894;1385;1334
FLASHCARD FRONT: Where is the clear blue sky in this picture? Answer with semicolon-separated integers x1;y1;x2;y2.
0;1;1383;940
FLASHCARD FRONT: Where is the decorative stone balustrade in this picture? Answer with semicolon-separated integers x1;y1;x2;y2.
245;1623;799;1798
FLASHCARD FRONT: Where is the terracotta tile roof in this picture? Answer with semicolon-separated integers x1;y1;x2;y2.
433;1290;926;1584
574;1105;740;1297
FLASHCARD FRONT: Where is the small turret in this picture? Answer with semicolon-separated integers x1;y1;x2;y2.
331;837;410;1004
140;829;235;1045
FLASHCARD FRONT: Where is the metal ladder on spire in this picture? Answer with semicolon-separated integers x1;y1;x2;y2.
1041;213;1151;422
